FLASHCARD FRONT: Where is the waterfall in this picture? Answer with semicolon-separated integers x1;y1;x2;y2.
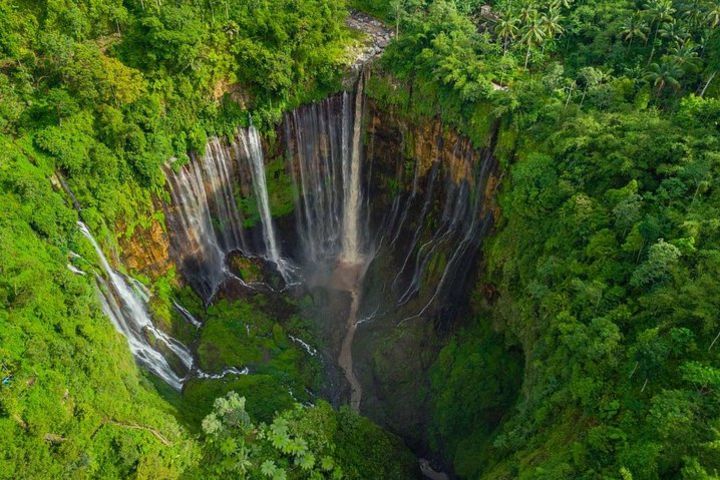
341;74;366;265
236;127;294;281
394;145;497;324
283;73;368;269
79;221;247;389
154;66;496;412
285;101;344;264
79;221;189;389
164;144;239;301
173;301;203;328
163;66;492;324
165;127;297;300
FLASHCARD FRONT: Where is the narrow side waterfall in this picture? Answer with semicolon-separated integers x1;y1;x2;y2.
237;126;293;280
79;221;190;390
173;301;203;328
373;137;497;324
79;222;247;389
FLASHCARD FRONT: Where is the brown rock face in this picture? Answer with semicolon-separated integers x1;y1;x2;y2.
212;79;250;106
344;99;502;455
407;117;475;184
117;215;172;279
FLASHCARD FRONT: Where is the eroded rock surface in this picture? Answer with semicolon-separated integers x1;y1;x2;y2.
346;10;394;70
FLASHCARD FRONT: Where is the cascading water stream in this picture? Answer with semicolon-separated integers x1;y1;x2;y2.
173;301;203;328
286;102;343;264
164;150;233;301
79;221;189;389
340;72;367;265
237;126;294;281
78;221;247;389
165;127;296;301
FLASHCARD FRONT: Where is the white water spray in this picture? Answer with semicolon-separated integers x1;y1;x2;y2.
237;127;294;281
79;221;189;389
340;75;366;265
79;221;247;389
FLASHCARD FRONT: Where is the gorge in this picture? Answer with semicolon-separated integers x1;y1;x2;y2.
5;1;720;478
89;60;501;462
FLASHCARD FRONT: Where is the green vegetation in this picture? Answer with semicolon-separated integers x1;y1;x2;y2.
1;0;353;241
267;157;298;219
429;321;523;478
359;0;720;478
6;0;720;477
192;392;416;479
197;298;321;392
0;0;417;477
238;156;296;228
0;135;200;478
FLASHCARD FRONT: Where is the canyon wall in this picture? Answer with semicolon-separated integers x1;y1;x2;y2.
116;90;501;457
349;99;500;451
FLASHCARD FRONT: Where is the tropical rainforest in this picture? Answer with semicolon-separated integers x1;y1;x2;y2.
2;0;720;479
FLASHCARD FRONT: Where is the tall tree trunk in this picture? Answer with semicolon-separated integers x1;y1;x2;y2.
647;25;660;66
565;84;574;107
524;44;531;68
700;71;717;97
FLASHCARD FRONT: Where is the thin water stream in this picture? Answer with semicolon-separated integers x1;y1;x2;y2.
78;221;246;389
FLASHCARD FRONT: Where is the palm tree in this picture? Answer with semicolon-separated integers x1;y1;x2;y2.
658;21;688;44
678;0;705;29
645;59;683;94
521;13;546;68
644;0;676;64
519;6;538;25
541;9;564;39
645;0;676;25
551;0;574;9
668;40;701;73
709;5;720;29
539;9;564;54
496;17;520;53
620;14;649;47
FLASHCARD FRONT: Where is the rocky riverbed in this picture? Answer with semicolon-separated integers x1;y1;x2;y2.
346;10;394;71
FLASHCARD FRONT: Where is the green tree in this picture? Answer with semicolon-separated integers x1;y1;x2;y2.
645;59;684;94
520;9;545;68
495;17;519;53
620;13;649;46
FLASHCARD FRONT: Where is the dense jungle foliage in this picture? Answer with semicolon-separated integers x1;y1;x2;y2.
0;0;414;478
3;0;720;478
356;0;720;478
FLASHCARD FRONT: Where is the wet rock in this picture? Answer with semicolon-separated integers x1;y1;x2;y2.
117;213;173;279
345;10;394;73
226;251;287;292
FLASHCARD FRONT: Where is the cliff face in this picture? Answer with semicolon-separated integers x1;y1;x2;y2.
116;213;173;279
350;99;500;452
115;94;501;460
